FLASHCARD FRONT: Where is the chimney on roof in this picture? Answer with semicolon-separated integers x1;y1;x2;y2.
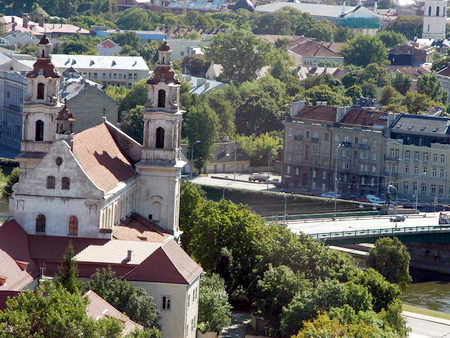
22;13;30;29
290;101;306;117
336;106;351;122
126;250;133;262
38;14;44;28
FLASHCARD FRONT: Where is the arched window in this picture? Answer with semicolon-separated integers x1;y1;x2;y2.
46;176;55;189
157;89;166;108
37;83;45;100
35;120;44;141
437;6;440;16
156;127;165;149
152;201;161;222
68;216;78;236
35;214;46;233
62;177;70;190
429;6;432;16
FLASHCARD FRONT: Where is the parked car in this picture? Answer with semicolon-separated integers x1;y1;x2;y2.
390;215;406;222
321;192;341;198
366;194;386;204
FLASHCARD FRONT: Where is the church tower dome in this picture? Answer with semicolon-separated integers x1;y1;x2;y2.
136;41;185;236
19;35;63;175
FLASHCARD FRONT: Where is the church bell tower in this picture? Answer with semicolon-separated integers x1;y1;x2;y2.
423;0;447;39
136;41;185;236
19;35;63;175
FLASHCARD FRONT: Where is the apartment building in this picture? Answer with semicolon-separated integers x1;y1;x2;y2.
283;102;388;198
386;114;450;204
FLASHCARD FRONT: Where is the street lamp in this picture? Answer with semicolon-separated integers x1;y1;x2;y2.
333;143;343;217
190;140;200;180
388;184;398;216
225;146;238;182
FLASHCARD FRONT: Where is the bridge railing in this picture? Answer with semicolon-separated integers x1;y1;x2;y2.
308;225;450;240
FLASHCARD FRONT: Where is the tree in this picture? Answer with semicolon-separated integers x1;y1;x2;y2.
254;265;310;331
121;105;144;143
402;92;441;115
198;273;232;334
368;237;412;289
119;79;148;112
305;85;352;106
377;0;393;9
380;85;402;106
204;30;273;84
54;242;82;294
138;42;160;64
106;85;130;106
0;167;19;198
0;282;122;337
376;30;407;48
384;16;423;40
235;132;282;166
184;104;220;171
109;31;142;50
204;90;236;138
391;72;412;95
116;8;153;30
181;55;210;77
345;85;363;103
416;73;446;103
235;76;287;135
85;267;160;330
340;35;388;67
179;182;206;249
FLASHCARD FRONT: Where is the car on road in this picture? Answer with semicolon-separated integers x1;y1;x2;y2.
249;173;270;183
321;192;341;198
390;215;406;222
366;194;386;204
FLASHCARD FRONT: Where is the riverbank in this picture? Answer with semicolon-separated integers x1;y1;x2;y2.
403;304;450;321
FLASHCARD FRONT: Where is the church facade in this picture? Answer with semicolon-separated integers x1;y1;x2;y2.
2;36;202;338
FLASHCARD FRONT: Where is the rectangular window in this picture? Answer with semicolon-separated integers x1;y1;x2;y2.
295;167;299;176
405;166;409;174
424;153;429;161
354;137;358;144
372;165;376;173
441;169;445;178
313;170;316;178
321;183;326;191
395;149;399;158
423;167;428;175
433;154;438;162
432;185;436;194
324;133;329;141
441;155;445;163
322;171;326;180
372;153;376;161
415;152;420;160
439;186;444;195
134;73;137;79
414;166;419;174
371;178;375;186
433;168;437;177
422;184;427;192
405;151;410;159
413;182;417;192
286;166;291;175
404;182;409;191
361;177;365;184
162;296;171;310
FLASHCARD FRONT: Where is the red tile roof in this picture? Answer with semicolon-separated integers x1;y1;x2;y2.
339;109;388;128
288;37;345;58
98;39;118;49
72;123;137;193
293;106;337;123
0;250;35;290
113;213;170;242
438;66;450;77
26;58;60;79
86;290;143;334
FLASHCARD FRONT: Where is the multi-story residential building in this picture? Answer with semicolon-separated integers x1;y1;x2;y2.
51;54;149;88
0;71;26;157
283;102;388;198
386;114;450;204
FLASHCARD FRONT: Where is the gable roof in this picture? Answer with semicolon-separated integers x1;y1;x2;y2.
72;122;137;193
86;290;143;335
288;38;345;58
293;105;337;123
51;54;149;72
97;39;119;49
112;213;170;242
339;109;388;128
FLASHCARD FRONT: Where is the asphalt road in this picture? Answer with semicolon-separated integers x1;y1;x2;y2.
192;175;277;191
286;214;440;235
406;315;450;338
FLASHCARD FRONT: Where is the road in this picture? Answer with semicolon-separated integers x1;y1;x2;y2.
404;312;450;338
286;213;440;235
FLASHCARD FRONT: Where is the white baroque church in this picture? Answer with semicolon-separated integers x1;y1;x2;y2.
1;36;202;338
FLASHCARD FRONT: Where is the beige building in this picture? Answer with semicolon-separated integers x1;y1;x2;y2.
283;102;388;198
386;113;450;204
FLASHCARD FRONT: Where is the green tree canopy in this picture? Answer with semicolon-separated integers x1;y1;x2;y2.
85;267;160;330
198;273;232;334
235;132;282;166
376;30;407;48
391;72;412;95
341;35;388;67
384;16;423;40
416;73;447;103
54;242;82;294
0;167;19;199
0;282;123;337
368;237;412;289
204;30;273;84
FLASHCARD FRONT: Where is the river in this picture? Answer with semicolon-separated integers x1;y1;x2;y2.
0;198;449;314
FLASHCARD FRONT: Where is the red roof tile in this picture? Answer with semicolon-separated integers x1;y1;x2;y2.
98;39;118;49
72;123;137;193
293;106;337;123
26;58;60;79
113;213;170;242
86;290;143;334
0;250;35;290
288;38;345;58
339;109;388;128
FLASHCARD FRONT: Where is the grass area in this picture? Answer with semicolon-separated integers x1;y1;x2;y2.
403;304;450;320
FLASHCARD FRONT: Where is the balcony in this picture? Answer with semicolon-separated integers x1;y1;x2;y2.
342;141;352;147
311;137;320;143
294;135;303;141
386;156;400;161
